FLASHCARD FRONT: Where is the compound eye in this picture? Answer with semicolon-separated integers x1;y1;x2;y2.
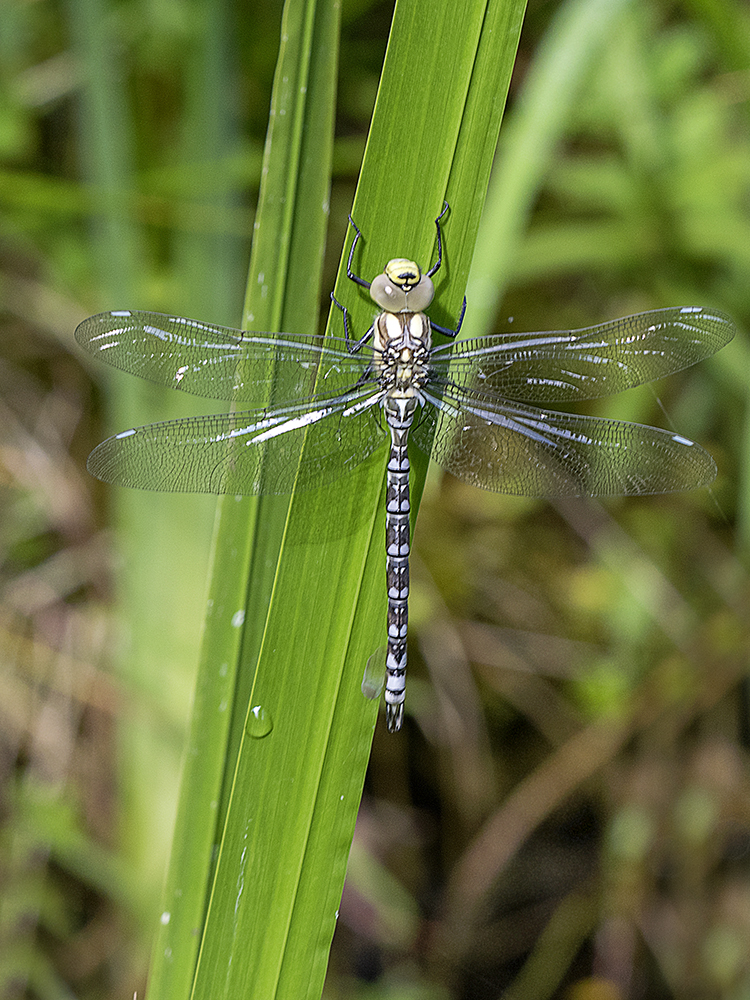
370;273;409;311
405;274;435;311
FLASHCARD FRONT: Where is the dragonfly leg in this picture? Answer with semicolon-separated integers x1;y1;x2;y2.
425;201;464;338
330;292;373;352
345;214;372;291
431;294;466;340
425;201;449;278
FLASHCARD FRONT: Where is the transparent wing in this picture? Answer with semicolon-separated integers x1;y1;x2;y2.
75;310;371;404
86;385;387;495
412;386;716;497
428;307;734;403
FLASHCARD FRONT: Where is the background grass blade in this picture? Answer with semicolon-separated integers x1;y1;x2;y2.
465;0;635;335
66;0;229;913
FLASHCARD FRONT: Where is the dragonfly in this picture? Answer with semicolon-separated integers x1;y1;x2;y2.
75;205;734;731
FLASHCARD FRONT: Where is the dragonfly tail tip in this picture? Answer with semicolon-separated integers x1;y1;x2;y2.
386;703;404;733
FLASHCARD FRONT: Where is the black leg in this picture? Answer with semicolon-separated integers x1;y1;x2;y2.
331;292;373;352
431;293;466;340
346;214;371;291
425;201;449;279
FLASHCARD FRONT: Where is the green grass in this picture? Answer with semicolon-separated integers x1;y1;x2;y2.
146;1;529;996
146;0;342;994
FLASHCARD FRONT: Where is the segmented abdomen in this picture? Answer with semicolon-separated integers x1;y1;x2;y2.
384;421;411;732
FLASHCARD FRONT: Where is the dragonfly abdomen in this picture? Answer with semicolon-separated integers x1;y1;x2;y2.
384;408;414;732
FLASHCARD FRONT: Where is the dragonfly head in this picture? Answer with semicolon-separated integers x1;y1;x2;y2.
370;258;435;313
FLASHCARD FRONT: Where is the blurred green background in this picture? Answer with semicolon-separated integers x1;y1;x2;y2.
0;0;748;998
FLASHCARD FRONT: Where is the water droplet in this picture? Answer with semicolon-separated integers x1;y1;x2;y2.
246;704;273;738
362;647;386;700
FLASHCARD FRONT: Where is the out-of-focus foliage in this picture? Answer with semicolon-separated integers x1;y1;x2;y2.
0;0;748;998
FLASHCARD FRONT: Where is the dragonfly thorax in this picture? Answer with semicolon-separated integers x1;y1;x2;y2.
370;258;435;313
373;310;431;400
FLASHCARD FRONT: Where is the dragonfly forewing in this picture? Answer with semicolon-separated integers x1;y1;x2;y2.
429;307;735;404
75;311;371;405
